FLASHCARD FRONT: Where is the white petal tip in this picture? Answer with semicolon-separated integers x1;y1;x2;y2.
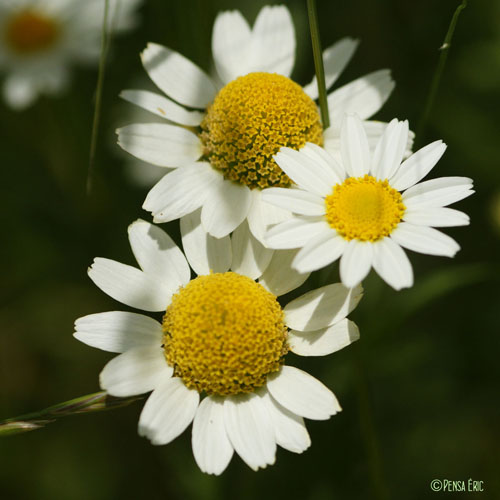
391;281;413;291
206;227;230;239
342;277;363;290
137;422;151;438
291;259;321;274
141;42;157;56
128;218;147;230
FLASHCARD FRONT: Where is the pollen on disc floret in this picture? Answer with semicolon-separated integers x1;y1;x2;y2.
325;175;406;241
200;72;323;189
5;9;60;54
162;272;288;396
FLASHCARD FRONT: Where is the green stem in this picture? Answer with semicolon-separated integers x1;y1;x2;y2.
415;0;467;144
0;391;142;436
307;0;330;129
87;0;111;194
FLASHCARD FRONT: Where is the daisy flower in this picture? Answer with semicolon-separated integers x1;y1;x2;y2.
262;115;474;290
117;4;397;243
74;215;362;474
0;0;141;109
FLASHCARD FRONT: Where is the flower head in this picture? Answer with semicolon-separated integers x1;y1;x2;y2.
262;115;474;290
74;215;362;474
117;5;397;243
0;0;142;109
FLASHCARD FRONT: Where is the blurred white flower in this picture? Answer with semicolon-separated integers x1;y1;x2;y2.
0;0;142;109
74;216;362;474
117;5;398;244
263;115;474;290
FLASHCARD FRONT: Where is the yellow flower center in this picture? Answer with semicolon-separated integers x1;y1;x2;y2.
325;175;405;242
162;272;288;396
5;10;60;54
200;72;323;189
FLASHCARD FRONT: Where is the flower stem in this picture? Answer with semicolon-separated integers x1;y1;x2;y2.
87;0;111;194
0;391;142;436
416;0;467;144
307;0;330;129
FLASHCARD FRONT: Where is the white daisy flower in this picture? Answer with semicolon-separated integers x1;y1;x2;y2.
74;215;362;474
262;115;474;290
0;0;142;110
117;4;397;244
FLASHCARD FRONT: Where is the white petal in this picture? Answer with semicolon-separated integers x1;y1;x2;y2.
303;37;359;99
267;366;341;420
265;216;330;249
390;222;460;257
328;69;395;123
74;311;162;353
223;393;276;471
274;148;336;197
180;209;232;275
261;187;326;216
339;241;374;288
372;238;413;290
299;142;346;186
246;191;292;245
293;230;348;273
139;377;199;445
192;396;234;475
402;177;474;209
117;123;201;167
212;10;252;83
120;90;204;126
231;220;273;280
128;219;190;287
322;125;341;158
284;282;363;331
274;148;339;198
88;258;172;312
362;120;415;157
259;249;310;297
143;163;220;223
340;114;371;177
371;119;409;180
201;179;252;238
260;390;310;453
324;119;414;159
288;318;360;357
403;207;470;227
390;141;447;191
251;6;295;77
141;43;216;108
100;346;172;397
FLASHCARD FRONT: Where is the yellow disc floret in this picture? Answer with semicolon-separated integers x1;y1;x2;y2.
5;10;60;54
325;175;405;241
162;272;288;396
200;72;323;189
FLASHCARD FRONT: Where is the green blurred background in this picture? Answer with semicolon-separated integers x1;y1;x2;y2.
1;0;499;499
